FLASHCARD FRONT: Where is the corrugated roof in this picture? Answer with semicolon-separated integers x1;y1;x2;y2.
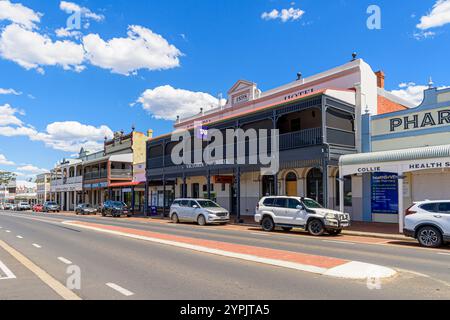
340;144;450;166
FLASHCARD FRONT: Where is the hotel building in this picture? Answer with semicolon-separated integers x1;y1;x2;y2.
145;58;410;220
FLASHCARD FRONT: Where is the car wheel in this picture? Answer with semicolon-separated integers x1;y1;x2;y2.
417;226;443;248
282;227;293;232
197;215;206;226
328;229;342;236
171;213;179;224
308;219;325;236
261;216;275;232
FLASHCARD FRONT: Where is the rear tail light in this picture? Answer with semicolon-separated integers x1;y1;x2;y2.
256;203;260;210
405;206;417;216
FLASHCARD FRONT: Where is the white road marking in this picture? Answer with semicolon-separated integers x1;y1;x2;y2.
32;244;42;249
57;257;72;265
322;240;356;245
251;232;270;236
0;259;16;280
106;283;134;296
437;252;450;256
16;236;23;239
5;230;11;233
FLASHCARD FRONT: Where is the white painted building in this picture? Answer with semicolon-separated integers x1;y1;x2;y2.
340;85;450;229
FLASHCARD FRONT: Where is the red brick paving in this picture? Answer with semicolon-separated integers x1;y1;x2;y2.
70;221;348;269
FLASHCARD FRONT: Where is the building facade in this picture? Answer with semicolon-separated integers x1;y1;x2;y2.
340;85;450;229
145;59;409;220
50;158;83;211
82;130;151;211
36;173;51;204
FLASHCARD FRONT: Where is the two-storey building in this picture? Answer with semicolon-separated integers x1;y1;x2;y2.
36;172;51;204
145;58;409;220
50;157;83;211
82;130;151;210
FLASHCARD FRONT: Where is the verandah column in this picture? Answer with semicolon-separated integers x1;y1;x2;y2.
398;172;404;234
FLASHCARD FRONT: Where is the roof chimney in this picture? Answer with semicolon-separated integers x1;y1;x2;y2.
147;129;153;139
375;70;385;89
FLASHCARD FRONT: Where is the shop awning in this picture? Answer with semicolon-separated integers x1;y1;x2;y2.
339;144;450;176
109;181;143;188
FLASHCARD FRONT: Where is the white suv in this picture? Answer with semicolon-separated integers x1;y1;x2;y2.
255;196;351;236
404;200;450;248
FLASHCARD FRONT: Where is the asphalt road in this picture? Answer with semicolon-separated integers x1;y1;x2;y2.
0;210;449;300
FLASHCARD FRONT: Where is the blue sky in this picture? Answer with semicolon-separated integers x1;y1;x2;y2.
0;0;449;181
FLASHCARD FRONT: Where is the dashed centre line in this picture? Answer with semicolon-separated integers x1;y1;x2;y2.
32;244;42;249
16;236;23;239
106;283;134;297
57;257;72;265
5;230;11;233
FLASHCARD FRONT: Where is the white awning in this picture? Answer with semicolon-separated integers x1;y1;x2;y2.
340;144;450;176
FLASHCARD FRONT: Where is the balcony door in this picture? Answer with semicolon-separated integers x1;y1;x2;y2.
307;168;323;205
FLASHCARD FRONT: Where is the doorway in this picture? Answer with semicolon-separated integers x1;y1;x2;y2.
285;172;298;196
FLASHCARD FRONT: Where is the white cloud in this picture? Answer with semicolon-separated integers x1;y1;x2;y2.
30;121;113;152
0;154;14;166
0;0;42;30
413;30;436;40
0;104;24;126
16;165;48;175
83;25;182;75
135;85;224;121
262;7;305;22
59;1;105;22
0;88;21;95
390;82;450;106
417;0;450;30
0;23;85;72
0;104;113;152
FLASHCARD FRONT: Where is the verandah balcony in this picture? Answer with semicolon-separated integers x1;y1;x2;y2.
147;127;323;169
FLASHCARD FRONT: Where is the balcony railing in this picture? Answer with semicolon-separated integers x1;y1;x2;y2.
110;169;132;179
279;127;323;151
84;170;107;181
147;128;324;169
51;176;82;186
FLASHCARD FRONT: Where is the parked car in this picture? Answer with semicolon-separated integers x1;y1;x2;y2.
43;201;60;213
404;200;450;248
100;201;131;218
170;199;230;226
17;202;31;211
75;203;97;215
32;204;44;212
255;196;351;236
3;203;12;210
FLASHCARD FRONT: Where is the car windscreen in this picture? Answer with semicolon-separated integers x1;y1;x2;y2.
302;198;323;209
196;200;220;208
47;202;57;206
111;201;126;207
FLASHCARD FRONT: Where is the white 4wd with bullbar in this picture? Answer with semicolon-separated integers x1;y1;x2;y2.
255;197;351;236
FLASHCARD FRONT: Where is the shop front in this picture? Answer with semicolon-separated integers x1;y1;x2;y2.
339;85;450;229
340;145;450;232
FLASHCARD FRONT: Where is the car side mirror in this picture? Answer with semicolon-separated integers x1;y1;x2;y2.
193;205;199;209
296;205;304;211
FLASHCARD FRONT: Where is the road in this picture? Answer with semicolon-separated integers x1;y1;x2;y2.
0;210;449;300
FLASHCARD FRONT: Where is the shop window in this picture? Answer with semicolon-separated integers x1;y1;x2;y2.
335;172;352;207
